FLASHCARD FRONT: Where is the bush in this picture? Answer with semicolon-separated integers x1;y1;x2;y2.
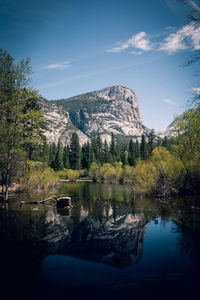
122;165;135;184
22;167;58;193
66;169;80;182
100;162;122;183
134;147;185;197
89;162;100;182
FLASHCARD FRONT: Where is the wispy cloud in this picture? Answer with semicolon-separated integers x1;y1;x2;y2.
107;22;200;56
107;32;152;54
159;22;200;54
130;50;143;55
43;61;71;70
163;98;176;105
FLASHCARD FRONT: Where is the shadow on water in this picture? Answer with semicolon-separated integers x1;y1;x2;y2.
0;182;200;299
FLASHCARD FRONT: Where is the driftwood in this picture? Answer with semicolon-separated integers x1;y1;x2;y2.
21;195;72;208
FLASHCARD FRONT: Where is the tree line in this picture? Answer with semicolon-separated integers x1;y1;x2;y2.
47;131;170;172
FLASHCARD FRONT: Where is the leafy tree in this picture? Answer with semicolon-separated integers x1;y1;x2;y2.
89;162;100;182
70;132;81;169
173;107;200;194
0;49;45;200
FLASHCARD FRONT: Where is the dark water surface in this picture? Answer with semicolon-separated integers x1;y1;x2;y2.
0;182;200;300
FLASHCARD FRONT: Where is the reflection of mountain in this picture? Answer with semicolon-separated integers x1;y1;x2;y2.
44;207;147;267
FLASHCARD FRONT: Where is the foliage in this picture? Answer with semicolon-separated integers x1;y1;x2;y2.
122;165;135;184
99;162;122;183
69;132;81;169
0;49;46;200
173;107;200;194
134;147;185;197
66;169;80;182
89;162;100;182
21;167;58;193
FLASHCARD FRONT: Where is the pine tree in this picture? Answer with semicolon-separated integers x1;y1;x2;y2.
135;140;140;159
53;141;63;171
96;133;103;163
110;133;116;162
162;136;169;149
49;143;57;167
128;138;136;166
122;150;129;165
140;134;148;160
102;140;112;163
147;129;155;156
70;132;81;169
63;145;70;169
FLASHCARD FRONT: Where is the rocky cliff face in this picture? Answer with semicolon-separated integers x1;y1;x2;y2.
40;85;149;145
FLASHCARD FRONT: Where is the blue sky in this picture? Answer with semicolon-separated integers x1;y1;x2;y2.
1;0;200;130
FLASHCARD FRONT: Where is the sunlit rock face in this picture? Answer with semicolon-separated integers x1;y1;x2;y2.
39;85;149;145
43;206;147;268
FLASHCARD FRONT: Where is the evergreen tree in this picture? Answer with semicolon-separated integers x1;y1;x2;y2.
110;133;116;161
81;142;92;169
70;132;81;169
128;138;136;166
140;134;148;160
96;133;104;163
162;136;169;149
135;140;140;159
122;150;129;166
52;141;63;171
63;145;70;169
102;140;112;163
147;129;155;156
115;144;121;162
49;143;57;167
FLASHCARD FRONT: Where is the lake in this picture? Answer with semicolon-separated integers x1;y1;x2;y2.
0;182;200;300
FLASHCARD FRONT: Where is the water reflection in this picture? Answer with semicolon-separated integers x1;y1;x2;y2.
0;183;200;299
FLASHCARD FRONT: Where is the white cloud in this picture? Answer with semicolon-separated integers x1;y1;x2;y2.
163;98;176;105
192;87;200;94
159;22;200;53
107;31;152;54
43;61;71;70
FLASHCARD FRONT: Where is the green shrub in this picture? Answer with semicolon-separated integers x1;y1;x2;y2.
66;169;80;182
22;167;58;193
134;147;185;197
89;162;100;182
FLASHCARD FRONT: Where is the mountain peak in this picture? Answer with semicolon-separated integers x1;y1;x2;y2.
40;85;148;145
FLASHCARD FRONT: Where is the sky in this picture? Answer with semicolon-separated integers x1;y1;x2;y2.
0;0;200;130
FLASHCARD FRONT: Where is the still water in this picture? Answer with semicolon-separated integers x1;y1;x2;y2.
0;182;200;300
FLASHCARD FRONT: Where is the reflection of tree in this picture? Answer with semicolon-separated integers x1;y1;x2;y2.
173;212;200;263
